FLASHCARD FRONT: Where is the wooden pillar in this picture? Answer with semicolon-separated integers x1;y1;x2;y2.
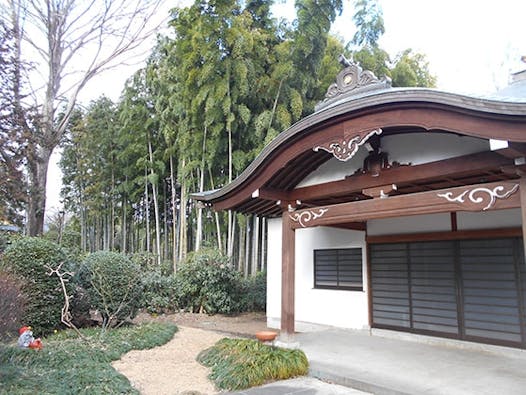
281;211;295;335
520;177;526;259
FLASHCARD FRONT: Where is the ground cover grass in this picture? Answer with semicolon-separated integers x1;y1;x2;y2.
0;322;177;394
197;338;309;391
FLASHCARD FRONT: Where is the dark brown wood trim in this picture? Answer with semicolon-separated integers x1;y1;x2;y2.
366;227;522;244
253;187;290;202
199;100;526;211
329;222;367;231
289;181;520;229
495;142;526;159
281;211;295;334
291;151;513;203
450;212;458;231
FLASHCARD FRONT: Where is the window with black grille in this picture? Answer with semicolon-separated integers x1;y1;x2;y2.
314;248;363;290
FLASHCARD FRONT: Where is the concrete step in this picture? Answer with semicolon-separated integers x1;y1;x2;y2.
309;361;410;395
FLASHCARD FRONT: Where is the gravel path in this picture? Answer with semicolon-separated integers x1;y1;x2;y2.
113;312;271;394
112;326;224;395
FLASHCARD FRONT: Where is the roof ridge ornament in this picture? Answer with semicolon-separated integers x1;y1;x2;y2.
315;54;392;112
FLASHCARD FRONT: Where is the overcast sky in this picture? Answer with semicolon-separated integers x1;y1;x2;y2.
47;0;526;216
79;0;526;103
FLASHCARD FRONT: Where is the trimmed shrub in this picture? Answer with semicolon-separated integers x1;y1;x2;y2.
79;251;142;328
175;249;244;314
1;237;68;336
0;271;26;340
198;338;309;390
241;271;267;312
140;271;178;314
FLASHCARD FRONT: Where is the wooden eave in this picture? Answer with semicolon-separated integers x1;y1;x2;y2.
191;88;526;216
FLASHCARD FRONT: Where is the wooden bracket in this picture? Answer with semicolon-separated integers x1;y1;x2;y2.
362;184;397;198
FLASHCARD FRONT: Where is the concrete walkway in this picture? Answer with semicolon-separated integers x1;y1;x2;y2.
227;329;526;395
224;377;369;395
296;329;526;395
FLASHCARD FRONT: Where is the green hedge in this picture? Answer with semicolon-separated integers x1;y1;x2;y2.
241;271;266;312
175;249;244;314
1;237;68;336
138;250;267;315
79;251;142;328
140;271;178;314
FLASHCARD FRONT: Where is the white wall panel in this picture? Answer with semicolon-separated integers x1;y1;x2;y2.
367;213;451;236
266;220;369;331
457;208;521;230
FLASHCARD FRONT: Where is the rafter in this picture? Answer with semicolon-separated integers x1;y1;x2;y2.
288;151;514;202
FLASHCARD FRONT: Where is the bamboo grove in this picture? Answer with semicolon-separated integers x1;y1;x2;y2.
57;0;435;274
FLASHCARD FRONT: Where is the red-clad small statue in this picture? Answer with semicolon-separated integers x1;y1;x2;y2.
17;326;43;350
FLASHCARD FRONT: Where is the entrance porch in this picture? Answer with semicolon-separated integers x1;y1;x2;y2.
297;327;526;395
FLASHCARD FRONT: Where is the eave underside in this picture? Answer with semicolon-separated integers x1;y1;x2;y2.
221;141;524;218
199;102;526;216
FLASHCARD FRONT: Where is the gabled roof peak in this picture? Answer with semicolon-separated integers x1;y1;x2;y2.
315;54;392;112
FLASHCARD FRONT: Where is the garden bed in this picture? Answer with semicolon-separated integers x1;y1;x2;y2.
133;311;270;337
113;312;284;394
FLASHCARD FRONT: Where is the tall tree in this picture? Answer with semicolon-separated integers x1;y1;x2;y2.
291;0;343;114
351;0;435;88
2;0;164;235
0;19;26;226
390;49;437;88
351;0;384;48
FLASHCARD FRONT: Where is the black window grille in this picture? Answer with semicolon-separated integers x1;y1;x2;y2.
314;248;363;290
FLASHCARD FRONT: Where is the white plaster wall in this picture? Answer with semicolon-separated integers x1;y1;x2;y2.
266;218;368;331
367;213;452;236
366;209;521;236
296;132;489;188
296;149;368;188
457;208;521;230
381;133;489;165
266;218;282;326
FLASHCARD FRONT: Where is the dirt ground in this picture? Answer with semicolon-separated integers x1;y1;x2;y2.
112;312;273;395
133;311;270;337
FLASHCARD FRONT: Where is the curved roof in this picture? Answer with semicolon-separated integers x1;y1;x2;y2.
193;67;526;217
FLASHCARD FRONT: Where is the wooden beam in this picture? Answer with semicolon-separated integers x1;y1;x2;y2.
252;187;290;202
289;151;513;202
501;164;526;177
450;212;457;231
495;142;526;159
329;222;367;231
362;184;397;198
281;211;295;335
288;180;520;229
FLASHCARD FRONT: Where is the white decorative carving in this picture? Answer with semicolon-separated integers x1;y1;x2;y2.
313;128;382;162
437;184;519;211
289;208;328;228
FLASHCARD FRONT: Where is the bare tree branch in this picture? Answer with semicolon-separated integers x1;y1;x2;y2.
46;262;86;339
4;0;167;235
